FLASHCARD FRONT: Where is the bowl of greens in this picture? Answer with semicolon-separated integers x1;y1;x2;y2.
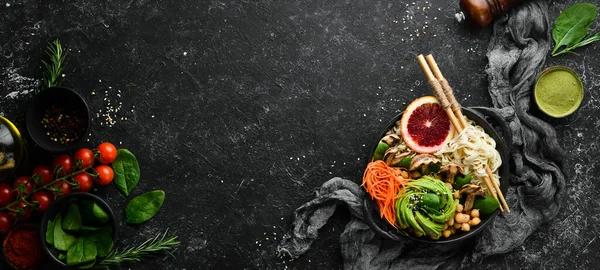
40;192;117;268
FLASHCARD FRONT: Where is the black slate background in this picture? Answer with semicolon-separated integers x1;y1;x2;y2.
1;0;599;269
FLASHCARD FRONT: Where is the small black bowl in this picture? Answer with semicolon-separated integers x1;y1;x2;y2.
40;192;118;268
363;107;510;244
26;87;90;153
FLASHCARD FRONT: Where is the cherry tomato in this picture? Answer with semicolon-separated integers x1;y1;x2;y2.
54;181;72;197
97;142;117;164
0;212;12;235
73;173;94;192
32;191;53;212
0;184;14;207
8;201;31;222
32;165;53;184
12;176;34;196
53;154;73;176
74;148;95;168
94;165;114;186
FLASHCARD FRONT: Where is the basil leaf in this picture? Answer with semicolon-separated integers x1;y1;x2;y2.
66;238;97;266
62;203;82;231
112;149;140;196
125;190;165;224
46;220;55;245
53;214;77;251
552;3;598;54
83;229;114;257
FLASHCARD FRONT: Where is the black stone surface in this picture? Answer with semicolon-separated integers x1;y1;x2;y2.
0;0;599;269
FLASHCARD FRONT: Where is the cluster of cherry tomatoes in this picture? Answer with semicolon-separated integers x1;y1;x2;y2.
0;142;118;235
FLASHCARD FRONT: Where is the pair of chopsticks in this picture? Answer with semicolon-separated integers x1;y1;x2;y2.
416;54;510;213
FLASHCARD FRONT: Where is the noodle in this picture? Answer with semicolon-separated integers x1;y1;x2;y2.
434;123;502;189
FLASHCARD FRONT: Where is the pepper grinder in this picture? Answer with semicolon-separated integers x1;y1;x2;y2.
454;0;525;27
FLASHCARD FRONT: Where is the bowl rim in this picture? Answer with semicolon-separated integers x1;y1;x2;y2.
39;192;118;267
25;86;91;153
534;66;583;118
362;107;510;244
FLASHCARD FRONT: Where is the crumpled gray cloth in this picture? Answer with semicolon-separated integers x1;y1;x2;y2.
278;0;567;269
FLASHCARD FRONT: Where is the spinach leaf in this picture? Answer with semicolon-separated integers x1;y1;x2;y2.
58;253;67;260
552;3;600;56
83;229;114;257
112;149;140;196
125;190;165;224
62;203;82;231
53;214;77;251
80;200;109;225
66;238;97;266
46;220;55;245
77;260;96;269
80;225;100;231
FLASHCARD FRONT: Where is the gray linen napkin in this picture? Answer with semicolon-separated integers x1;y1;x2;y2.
278;1;567;269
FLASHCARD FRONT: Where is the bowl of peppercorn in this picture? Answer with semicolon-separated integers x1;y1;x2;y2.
26;87;90;153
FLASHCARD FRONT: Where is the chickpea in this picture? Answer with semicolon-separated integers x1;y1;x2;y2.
411;171;421;179
471;209;480;218
469;217;481;226
455;213;470;224
442;230;452;238
449;227;457;235
453;222;462;230
400;171;409;179
456;204;464;213
443;223;448;230
461;223;471;232
447;218;454;226
453;190;460;199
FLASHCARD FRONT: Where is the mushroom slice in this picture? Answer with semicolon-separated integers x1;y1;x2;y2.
459;184;485;212
438;164;465;185
381;134;402;147
408;154;441;173
383;147;412;166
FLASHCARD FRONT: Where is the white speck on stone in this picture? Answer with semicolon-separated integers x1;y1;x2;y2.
183;52;188;56
61;74;66;77
5;3;10;7
99;79;102;82
151;115;155;118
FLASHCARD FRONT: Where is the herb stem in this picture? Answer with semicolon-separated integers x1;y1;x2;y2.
92;229;180;269
42;39;67;88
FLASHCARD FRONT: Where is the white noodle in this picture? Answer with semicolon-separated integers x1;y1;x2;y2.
434;123;502;189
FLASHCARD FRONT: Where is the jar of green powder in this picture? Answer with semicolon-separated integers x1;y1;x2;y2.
534;66;584;118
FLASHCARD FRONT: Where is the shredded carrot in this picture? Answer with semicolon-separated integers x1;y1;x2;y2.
362;160;409;228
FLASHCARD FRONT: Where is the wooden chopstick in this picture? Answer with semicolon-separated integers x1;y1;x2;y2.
415;55;463;133
416;54;510;213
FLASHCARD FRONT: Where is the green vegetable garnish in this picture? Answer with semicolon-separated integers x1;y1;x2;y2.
112;149;141;196
42;39;67;88
552;3;600;56
372;142;389;161
473;195;500;216
125;190;165;224
396;156;412;168
454;174;472;190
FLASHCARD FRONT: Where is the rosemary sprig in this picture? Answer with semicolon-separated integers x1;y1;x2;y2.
41;39;67;88
92;229;180;269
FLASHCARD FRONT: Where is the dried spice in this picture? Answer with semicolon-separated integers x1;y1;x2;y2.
3;225;45;269
41;105;86;145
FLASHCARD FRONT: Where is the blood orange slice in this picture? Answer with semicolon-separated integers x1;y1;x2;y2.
400;96;454;154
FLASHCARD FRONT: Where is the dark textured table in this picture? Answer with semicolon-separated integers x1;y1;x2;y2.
1;0;599;269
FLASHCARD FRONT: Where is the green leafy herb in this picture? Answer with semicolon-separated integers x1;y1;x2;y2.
58;253;67;260
67;238;97;266
62;203;82;231
46;220;55;245
84;229;114;257
112;149;141;196
125;190;165;224
53;214;77;251
552;3;600;56
80;225;100;231
42;39;67;88
93;229;180;268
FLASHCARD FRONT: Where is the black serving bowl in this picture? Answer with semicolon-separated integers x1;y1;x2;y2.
26;87;90;153
40;192;118;268
363;107;510;244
